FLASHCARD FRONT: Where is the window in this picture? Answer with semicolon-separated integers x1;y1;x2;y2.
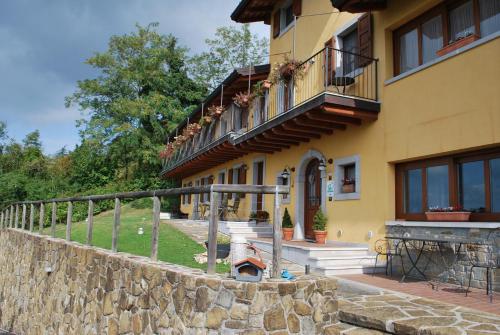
341;28;359;75
281;3;294;31
396;149;500;221
273;0;301;38
187;182;192;204
394;0;500;75
334;155;361;200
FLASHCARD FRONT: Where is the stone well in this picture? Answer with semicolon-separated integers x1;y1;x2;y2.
0;229;338;334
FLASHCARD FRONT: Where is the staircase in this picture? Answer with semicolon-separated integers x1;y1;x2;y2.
218;221;273;239
247;238;384;276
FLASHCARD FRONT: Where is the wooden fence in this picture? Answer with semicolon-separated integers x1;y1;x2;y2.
0;184;289;277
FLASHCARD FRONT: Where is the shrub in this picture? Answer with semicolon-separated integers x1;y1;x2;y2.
130;197;153;209
282;208;293;228
313;209;327;231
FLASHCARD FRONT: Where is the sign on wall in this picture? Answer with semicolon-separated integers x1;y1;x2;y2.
327;180;335;199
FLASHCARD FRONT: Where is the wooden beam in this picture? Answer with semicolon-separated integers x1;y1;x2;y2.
29;204;35;232
253;137;291;149
51;202;57;237
272;187;282;278
299;115;347;130
86;200;94;245
150;196;161;261
321;105;378;121
261;133;300;145
242;142;280;152
271;128;311;141
207;190;219;275
112;198;120;252
287;120;334;135
237;144;274;154
281;124;323;138
306;111;361;126
66;201;72;241
248;139;289;149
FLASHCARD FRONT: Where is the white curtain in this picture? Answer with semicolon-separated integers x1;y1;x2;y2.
480;0;500;37
422;15;443;63
449;0;475;42
399;28;419;73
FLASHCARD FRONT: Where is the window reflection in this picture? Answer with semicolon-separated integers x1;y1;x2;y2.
459;161;485;212
490;158;500;212
405;169;422;213
427;165;449;209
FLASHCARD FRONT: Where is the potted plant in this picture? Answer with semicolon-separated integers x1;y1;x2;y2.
341;178;355;193
282;208;294;241
313;209;328;244
256;210;269;223
270;56;305;85
159;143;175;159
208;105;225;118
233;92;254;108
204;234;231;259
200;115;212;127
437;32;479;57
187;123;201;136
425;206;471;222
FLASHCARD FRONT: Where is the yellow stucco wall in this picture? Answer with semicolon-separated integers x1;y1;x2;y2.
177;0;500;250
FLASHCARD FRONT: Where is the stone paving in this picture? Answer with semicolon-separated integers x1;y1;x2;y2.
337;291;500;334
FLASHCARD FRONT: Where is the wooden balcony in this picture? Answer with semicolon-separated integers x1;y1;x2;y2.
161;47;380;179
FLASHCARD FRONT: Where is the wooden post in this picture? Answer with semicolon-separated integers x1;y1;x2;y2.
14;204;19;229
207;188;219;275
51;202;57;237
86;200;94;245
29;204;35;232
150;196;160;260
0;211;4;229
39;203;45;234
66;202;72;241
9;206;14;228
272;186;283;278
112;198;121;252
21;204;27;230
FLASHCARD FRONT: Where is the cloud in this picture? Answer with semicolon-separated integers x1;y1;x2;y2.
0;0;269;154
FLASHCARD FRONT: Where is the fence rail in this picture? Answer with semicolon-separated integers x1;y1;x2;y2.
0;184;289;277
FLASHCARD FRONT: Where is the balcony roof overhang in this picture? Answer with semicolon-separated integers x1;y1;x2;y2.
330;0;387;13
168;64;270;141
231;0;275;24
161;92;380;180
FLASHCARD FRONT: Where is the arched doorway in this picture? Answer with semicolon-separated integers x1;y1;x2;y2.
304;159;321;239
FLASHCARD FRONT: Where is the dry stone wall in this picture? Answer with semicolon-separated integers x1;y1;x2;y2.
0;229;338;334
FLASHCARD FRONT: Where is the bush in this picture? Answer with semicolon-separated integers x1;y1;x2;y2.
313;209;327;231
130;197;153;209
282;208;293;228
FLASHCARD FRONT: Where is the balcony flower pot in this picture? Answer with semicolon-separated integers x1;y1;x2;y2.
313;230;327;244
233;92;254;109
425;211;471;222
282;227;294;241
208;105;225;118
341;184;355;193
263;80;272;89
436;34;479;57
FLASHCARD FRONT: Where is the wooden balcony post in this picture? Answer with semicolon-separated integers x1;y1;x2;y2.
272;186;283;278
66;201;72;241
21;204;27;230
150;196;160;260
39;203;45;234
9;205;14;228
51;202;57;238
29;204;35;232
112;198;121;252
0;211;4;229
207;187;219;275
14;204;19;229
86;200;94;245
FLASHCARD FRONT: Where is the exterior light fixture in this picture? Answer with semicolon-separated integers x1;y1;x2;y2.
318;160;327;171
281;168;290;180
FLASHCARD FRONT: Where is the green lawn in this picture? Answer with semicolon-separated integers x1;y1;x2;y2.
53;206;230;273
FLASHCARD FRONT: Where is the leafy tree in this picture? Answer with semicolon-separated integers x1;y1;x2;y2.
66;23;206;186
189;24;269;90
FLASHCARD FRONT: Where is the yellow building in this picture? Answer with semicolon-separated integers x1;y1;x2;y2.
161;0;500;275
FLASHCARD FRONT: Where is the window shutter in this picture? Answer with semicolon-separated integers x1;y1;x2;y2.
238;166;247;198
324;38;336;85
273;11;280;38
293;0;302;17
357;13;373;67
228;168;234;199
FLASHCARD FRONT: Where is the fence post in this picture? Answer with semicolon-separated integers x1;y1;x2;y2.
66;201;72;241
39;203;45;234
86;200;94;245
51;202;57;238
272;186;283;278
150;196;160;260
0;211;3;229
29;204;35;232
21;204;27;230
9;206;14;228
207;187;219;275
112;198;121;252
14;204;19;229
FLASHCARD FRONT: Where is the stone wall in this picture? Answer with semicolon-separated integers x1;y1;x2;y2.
0;229;338;334
386;225;499;291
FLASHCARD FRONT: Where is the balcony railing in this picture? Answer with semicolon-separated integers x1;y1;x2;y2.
162;47;378;173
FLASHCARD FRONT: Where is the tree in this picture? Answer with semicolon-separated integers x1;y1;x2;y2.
66;23;205;186
189;24;269;90
0;121;8;155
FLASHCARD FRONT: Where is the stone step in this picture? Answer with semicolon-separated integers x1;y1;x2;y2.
314;265;385;276
308;255;379;268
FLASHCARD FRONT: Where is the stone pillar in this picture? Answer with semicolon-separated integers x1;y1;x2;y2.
231;234;247;277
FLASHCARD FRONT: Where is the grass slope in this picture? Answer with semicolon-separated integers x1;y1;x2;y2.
52;206;229;273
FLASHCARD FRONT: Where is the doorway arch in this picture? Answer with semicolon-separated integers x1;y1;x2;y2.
294;149;327;240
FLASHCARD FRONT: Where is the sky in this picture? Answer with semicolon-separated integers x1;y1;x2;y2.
0;0;268;154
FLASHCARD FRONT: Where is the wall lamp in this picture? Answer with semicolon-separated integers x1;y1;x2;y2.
281;166;295;187
318;159;333;172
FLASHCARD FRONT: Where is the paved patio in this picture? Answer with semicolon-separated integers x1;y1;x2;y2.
339;274;500;316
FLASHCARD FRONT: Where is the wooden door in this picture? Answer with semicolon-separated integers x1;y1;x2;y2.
256;162;264;211
304;159;321;239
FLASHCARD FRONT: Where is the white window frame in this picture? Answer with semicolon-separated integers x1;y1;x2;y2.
333;15;364;78
333;154;361;201
279;0;295;37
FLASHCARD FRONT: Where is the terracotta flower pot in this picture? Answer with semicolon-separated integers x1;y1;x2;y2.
436;34;479;57
263;80;272;89
425;211;471;222
314;230;327;244
282;228;294;241
341;184;355;193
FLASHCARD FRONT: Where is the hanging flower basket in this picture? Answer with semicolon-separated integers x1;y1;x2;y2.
233;92;254;108
174;135;187;145
208;105;225;118
200;115;213;127
188;123;202;135
270;57;305;85
263;80;272;89
159;143;175;159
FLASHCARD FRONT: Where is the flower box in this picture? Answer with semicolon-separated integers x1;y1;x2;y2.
341;184;355;193
425;211;471;222
436;34;479;57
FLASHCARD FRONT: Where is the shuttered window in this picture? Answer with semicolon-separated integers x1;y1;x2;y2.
273;0;301;39
357;13;372;67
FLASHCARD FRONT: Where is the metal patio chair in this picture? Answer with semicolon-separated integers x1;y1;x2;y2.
225;196;241;220
466;228;499;303
373;238;405;277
